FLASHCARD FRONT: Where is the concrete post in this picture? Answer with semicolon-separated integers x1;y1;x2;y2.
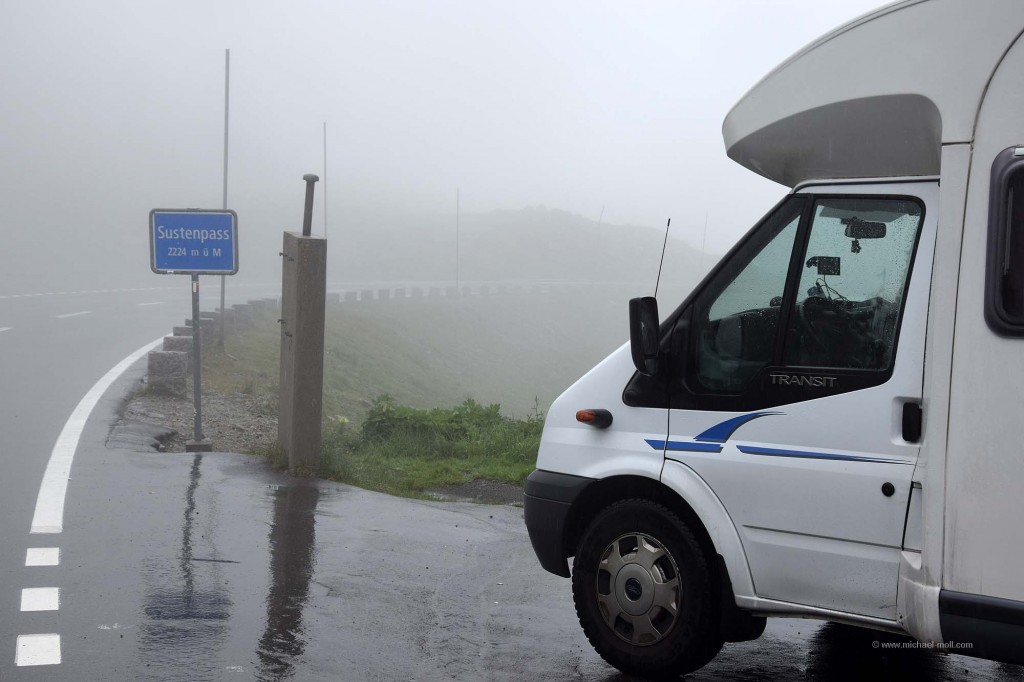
278;231;327;474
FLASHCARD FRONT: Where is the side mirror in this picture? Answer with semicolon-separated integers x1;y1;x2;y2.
629;296;660;376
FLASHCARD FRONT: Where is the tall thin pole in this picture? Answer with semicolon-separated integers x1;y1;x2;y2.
456;188;460;289
323;121;328;237
191;275;204;443
219;49;230;348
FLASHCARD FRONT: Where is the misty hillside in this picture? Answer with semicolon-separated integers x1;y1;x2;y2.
330;206;717;292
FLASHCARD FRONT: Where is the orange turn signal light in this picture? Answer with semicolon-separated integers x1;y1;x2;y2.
576;409;613;429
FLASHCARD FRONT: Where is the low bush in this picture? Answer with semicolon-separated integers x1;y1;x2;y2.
321;395;543;497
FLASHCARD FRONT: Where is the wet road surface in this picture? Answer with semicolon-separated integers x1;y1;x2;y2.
6;362;1024;680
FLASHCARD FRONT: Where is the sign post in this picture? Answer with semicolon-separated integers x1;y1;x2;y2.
150;209;239;451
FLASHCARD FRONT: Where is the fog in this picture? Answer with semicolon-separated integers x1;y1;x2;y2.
1;0;884;300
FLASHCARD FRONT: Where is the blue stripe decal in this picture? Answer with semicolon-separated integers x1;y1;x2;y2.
694;412;781;443
737;445;910;464
647;439;723;453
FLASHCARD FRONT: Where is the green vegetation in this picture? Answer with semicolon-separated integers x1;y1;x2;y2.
320;395;543;496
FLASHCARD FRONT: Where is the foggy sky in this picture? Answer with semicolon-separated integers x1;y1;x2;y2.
1;0;886;295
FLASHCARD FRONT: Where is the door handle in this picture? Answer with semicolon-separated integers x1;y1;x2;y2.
902;402;922;443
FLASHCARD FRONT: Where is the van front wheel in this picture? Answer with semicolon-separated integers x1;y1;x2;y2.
571;500;722;678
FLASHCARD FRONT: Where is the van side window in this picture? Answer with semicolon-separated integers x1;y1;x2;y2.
783;198;922;370
693;201;802;392
986;147;1024;336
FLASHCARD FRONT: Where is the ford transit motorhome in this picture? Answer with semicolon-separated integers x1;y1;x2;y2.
524;0;1024;676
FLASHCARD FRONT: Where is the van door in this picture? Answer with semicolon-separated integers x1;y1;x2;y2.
664;182;936;620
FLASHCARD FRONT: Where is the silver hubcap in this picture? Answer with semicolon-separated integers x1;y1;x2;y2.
595;533;681;646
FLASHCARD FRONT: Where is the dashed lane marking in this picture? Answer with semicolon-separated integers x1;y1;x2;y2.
0;327;11;333
0;286;174;300
136;302;165;306
25;548;60;566
20;588;59;612
16;634;61;666
56;311;91;319
30;337;164;534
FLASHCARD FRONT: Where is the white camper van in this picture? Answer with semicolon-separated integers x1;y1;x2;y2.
524;0;1024;676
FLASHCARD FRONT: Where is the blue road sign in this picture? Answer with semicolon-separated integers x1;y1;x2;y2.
150;209;239;275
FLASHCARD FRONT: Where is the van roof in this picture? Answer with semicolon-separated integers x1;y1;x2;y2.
723;0;1024;187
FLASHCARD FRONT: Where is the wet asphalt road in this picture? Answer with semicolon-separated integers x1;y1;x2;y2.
5;359;1023;681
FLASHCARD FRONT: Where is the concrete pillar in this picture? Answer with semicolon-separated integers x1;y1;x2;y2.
278;231;327;474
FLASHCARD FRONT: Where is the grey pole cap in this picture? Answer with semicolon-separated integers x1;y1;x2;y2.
303;174;320;183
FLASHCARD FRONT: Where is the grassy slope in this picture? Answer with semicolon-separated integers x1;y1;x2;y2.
202;290;632;496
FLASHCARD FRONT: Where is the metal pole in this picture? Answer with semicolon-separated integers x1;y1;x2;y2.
456;188;460;289
323;122;328;238
302;174;319;236
191;274;203;442
219;48;230;348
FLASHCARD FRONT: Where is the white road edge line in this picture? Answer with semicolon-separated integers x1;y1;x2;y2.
16;634;61;666
56;311;91;319
136;302;165;307
30;337;163;534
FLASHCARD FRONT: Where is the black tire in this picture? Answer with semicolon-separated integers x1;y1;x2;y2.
571;500;723;679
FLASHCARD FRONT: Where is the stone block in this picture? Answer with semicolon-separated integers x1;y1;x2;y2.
162;335;193;369
163;335;192;353
147;350;187;394
184;317;214;329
